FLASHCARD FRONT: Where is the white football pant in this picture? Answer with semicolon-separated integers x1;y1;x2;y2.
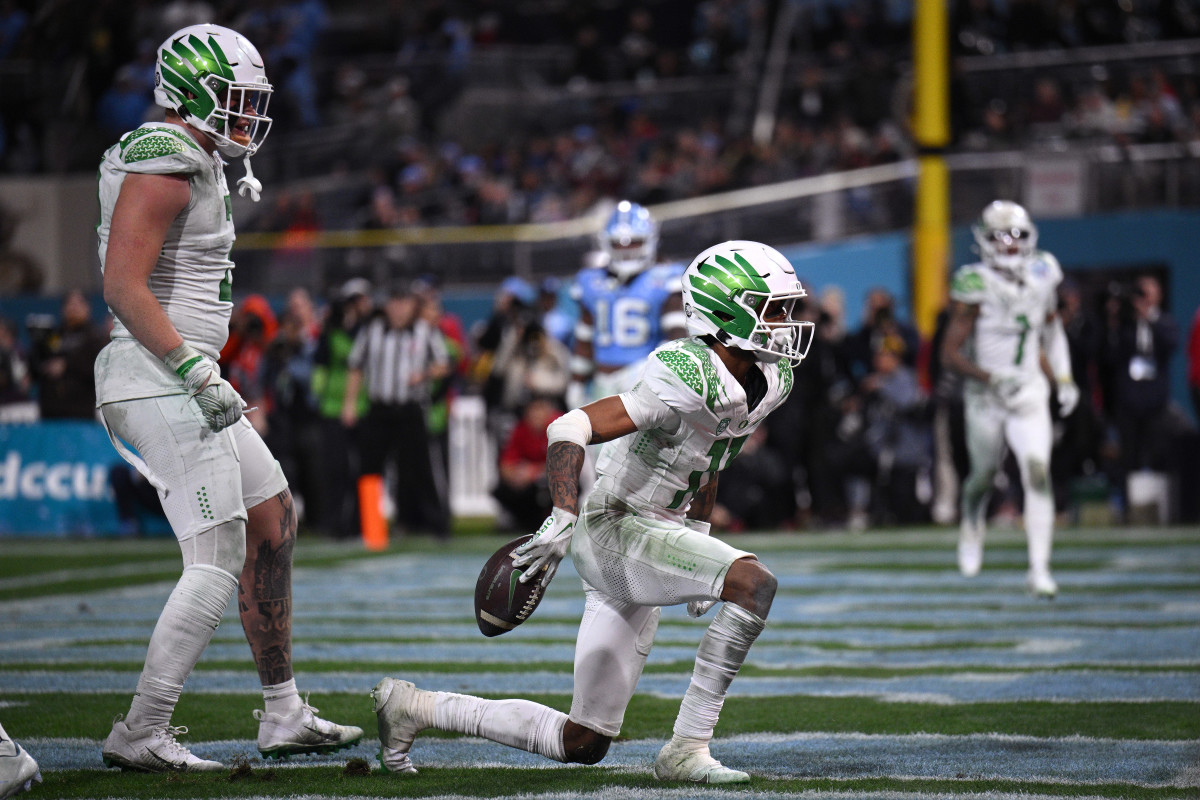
961;396;1054;572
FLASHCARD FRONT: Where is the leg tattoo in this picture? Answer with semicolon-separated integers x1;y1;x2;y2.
241;490;296;686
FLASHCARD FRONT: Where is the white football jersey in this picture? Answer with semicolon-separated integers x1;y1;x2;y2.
598;337;793;523
95;122;235;403
950;254;1062;400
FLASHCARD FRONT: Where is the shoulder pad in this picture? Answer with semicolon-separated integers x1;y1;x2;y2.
949;266;987;303
648;262;685;291
646;339;727;413
118;127;206;175
1028;251;1062;285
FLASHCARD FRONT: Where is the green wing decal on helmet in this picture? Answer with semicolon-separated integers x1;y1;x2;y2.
689;253;770;339
159;33;236;120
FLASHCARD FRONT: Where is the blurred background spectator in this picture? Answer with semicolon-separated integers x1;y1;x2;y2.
26;290;106;420
0;315;30;406
492;395;562;532
1098;275;1183;520
3;0;1199;535
309;279;373;538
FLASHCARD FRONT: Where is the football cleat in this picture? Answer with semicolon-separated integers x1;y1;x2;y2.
1027;568;1058;599
255;700;363;759
957;522;985;577
0;736;41;800
653;737;749;784
101;717;224;773
372;678;431;775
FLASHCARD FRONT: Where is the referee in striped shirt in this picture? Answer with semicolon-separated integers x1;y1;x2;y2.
341;288;452;540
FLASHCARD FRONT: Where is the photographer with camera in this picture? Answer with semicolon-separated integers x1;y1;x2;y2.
1100;274;1182;521
847;288;920;380
27;290;107;420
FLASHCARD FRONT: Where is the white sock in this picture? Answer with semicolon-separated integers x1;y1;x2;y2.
673;603;765;741
1024;489;1054;573
263;678;303;717
433;692;567;762
125;565;237;731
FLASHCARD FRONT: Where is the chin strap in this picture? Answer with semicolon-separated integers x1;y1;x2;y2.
236;154;262;202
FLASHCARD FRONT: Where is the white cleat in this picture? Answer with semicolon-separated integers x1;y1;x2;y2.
957;522;985;577
653;737;749;784
0;736;41;800
1027;568;1058;599
101;717;224;773
255;700;363;759
372;678;429;775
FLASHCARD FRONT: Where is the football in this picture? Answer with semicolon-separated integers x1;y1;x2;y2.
474;534;547;637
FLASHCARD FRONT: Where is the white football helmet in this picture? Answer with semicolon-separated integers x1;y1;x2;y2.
154;24;273;157
681;240;815;365
973;200;1037;279
599;200;658;282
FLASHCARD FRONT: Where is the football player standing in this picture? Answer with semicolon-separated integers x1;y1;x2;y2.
94;24;361;771
374;241;814;783
941;201;1079;597
568;201;687;406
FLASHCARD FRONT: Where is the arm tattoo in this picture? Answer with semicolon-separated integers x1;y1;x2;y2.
546;442;585;515
688;473;718;522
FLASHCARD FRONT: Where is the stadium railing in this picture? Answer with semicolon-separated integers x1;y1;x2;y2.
232;141;1200;294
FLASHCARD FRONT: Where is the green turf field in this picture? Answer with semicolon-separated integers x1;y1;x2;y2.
2;525;1197;799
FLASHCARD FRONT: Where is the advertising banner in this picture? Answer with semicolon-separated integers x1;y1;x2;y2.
0;420;121;536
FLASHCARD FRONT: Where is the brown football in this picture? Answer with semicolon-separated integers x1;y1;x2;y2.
474;534;547;637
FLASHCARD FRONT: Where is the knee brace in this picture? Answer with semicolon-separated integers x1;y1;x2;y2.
181;519;247;577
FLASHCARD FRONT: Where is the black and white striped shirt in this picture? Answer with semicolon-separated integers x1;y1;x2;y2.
348;317;450;405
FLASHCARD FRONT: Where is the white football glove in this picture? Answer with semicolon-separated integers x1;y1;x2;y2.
514;507;577;588
987;371;1023;405
164;343;245;433
1055;378;1080;417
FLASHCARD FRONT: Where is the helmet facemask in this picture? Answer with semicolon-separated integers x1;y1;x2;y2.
972;201;1037;281
599;201;658;282
682;241;816;366
155;26;273;158
738;289;815;365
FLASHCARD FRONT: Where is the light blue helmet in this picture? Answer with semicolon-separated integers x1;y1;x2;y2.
598;200;659;281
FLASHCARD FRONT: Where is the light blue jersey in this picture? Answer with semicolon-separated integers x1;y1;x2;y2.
571;263;685;369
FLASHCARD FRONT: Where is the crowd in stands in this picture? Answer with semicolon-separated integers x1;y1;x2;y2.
3;265;1197;535
2;0;1199;228
2;0;1199;533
